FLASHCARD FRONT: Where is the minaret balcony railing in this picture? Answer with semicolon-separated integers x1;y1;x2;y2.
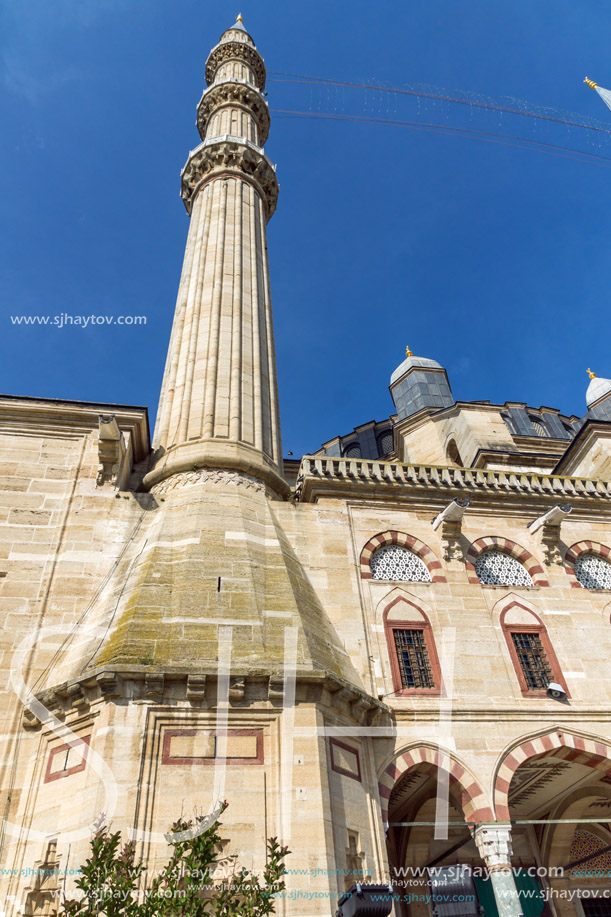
196;78;270;144
180;135;278;217
205;40;266;91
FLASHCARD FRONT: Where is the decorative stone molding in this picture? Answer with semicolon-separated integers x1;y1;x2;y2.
151;467;267;497
144;674;164;701
465;537;549;587
540;527;565;567
181;137;278;218
197;79;270;144
186;674;206;701
432;498;470;564
359;531;446;583
295;455;611;506
472;824;514;871
205;41;266;91
20;669;390;731
97;414;130;488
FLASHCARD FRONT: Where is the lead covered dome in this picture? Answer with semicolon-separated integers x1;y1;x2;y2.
389;348;454;420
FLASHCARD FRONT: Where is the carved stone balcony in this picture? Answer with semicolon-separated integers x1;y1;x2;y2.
180;136;278;218
295;455;611;510
196;78;270;144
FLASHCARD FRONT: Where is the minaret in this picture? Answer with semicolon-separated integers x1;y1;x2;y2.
144;15;286;494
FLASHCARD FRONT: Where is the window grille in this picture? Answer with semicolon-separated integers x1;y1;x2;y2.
475;550;533;587
575;553;611;590
393;629;434;689
345;443;361;458
370;545;432;582
511;632;552;690
378;431;394;455
529;416;547;437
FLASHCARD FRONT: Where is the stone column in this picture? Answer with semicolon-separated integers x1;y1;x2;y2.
473;824;523;917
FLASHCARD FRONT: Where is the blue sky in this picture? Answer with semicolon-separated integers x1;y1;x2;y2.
2;0;611;457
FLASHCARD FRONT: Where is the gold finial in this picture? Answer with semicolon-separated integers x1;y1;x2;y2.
585;77;598;90
236;12;243;23
405;346;413;358
587;368;596;379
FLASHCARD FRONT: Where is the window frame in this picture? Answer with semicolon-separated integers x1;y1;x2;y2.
383;608;442;697
501;614;568;698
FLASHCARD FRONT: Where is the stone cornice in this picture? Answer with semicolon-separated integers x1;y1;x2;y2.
180;136;278;219
197;79;270;144
295;455;611;511
22;667;390;731
0;396;150;461
205;40;266;91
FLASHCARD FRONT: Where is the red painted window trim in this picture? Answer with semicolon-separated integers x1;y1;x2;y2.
45;735;91;784
162;729;264;765
500;607;569;698
329;738;362;782
383;600;442;696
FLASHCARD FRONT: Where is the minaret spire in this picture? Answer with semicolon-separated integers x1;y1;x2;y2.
145;20;286;494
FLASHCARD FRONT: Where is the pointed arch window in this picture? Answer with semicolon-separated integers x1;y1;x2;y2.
529;416;547;437
446;439;464;467
500;604;568;697
383;599;441;695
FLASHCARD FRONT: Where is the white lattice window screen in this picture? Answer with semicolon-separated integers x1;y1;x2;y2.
370;545;431;582
575;554;611;590
475;550;534;587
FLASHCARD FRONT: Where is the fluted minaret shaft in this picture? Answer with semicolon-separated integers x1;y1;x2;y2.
145;20;285;493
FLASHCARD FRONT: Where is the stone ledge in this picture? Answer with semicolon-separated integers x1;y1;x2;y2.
295;456;611;508
21;667;391;731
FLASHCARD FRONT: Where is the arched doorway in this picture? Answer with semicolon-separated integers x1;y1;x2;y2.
379;747;491;917
495;732;611;917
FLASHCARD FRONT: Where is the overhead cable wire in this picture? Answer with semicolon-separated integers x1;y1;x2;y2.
269;71;611;136
271;109;611;169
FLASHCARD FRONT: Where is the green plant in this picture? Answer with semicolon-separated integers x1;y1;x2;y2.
59;802;289;916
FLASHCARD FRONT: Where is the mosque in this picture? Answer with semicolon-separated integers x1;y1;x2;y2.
2;15;611;917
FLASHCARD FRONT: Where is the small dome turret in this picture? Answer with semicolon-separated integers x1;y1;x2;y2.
390;353;444;385
389;347;453;420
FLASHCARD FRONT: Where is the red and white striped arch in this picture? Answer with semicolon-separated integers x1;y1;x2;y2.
564;540;611;589
360;531;446;583
378;745;493;827
494;731;611;821
465;536;549;587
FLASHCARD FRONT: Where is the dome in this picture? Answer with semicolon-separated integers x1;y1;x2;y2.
390;354;443;386
586;375;611;408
